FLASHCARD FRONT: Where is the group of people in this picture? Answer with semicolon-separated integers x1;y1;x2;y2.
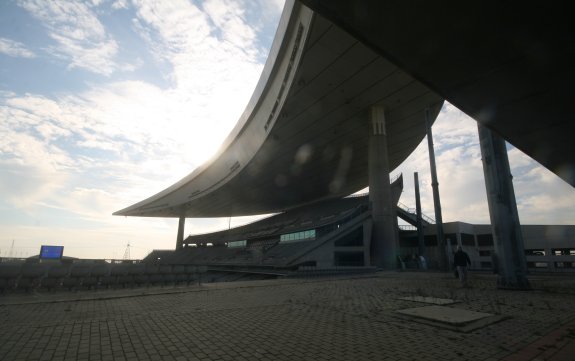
398;246;474;287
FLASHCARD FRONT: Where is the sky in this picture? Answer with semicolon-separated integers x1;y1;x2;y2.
1;0;573;260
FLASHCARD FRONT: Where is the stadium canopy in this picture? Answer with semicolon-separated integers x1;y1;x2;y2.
114;0;443;218
299;0;575;187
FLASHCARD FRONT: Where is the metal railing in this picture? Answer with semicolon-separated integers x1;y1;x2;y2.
397;202;435;224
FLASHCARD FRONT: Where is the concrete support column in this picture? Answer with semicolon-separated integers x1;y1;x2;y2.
176;215;185;250
369;105;398;269
363;219;373;267
425;109;449;271
414;172;425;257
478;124;530;289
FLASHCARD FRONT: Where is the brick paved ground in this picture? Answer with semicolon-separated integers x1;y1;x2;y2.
1;271;574;361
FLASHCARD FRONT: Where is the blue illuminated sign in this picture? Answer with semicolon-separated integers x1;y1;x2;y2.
39;245;64;259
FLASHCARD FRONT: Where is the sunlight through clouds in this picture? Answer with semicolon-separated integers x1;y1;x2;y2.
1;0;284;258
0;0;572;260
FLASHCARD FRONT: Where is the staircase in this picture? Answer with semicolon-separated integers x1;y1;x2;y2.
396;202;434;227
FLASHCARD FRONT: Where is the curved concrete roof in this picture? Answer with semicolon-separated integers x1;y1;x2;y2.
114;1;443;218
299;0;575;187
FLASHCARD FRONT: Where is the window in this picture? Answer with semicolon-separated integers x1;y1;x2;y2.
445;233;457;246
280;229;316;243
461;233;475;246
228;240;247;248
477;234;494;246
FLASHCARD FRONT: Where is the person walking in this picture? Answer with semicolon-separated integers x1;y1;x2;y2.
454;246;471;287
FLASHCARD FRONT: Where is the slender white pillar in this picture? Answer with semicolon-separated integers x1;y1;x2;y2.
414;172;425;257
425;109;449;271
176;215;185;250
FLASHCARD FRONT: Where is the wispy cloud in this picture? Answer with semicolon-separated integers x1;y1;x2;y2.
393;103;486;224
202;0;257;49
0;0;276;218
0;37;36;58
1;0;286;258
0;130;69;208
16;0;119;75
111;0;129;10
396;102;575;225
509;149;575;224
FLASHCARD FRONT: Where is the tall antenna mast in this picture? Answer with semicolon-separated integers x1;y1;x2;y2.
9;240;14;258
123;243;130;260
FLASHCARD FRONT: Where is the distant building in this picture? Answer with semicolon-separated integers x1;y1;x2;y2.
399;222;575;272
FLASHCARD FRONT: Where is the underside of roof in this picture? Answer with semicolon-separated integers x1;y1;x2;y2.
299;0;575;187
114;1;443;218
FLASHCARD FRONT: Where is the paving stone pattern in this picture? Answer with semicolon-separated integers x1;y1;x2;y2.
1;272;574;360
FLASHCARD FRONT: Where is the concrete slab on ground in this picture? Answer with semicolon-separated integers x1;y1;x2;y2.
396;304;507;333
397;305;493;325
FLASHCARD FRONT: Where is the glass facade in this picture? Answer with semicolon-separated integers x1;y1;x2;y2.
280;229;316;243
228;240;247;248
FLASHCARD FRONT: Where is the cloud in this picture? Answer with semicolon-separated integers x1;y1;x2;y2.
131;0;212;56
16;0;120;75
0;0;275;222
0;37;36;58
202;0;257;48
394;104;487;224
0;0;287;258
130;0;265;105
396;102;575;225
509;148;575;225
111;0;128;10
0;131;69;209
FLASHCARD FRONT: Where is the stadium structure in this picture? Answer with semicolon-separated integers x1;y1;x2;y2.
2;1;574;292
113;0;444;270
145;192;575;275
112;0;574;276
